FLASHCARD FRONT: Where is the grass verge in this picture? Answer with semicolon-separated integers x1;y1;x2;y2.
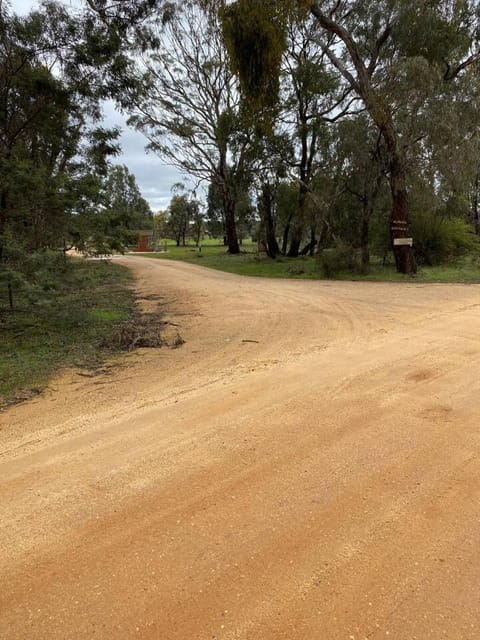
0;258;160;409
135;243;480;283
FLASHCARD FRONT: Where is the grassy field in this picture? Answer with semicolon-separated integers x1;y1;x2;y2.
136;240;480;283
0;259;138;408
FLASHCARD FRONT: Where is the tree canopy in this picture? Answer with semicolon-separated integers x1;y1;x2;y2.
0;1;153;307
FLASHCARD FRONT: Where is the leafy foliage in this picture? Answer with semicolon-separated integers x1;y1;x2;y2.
165;193;202;246
221;0;286;123
412;213;480;266
0;3;152;306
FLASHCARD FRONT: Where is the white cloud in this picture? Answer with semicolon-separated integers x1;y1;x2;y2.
102;102;188;211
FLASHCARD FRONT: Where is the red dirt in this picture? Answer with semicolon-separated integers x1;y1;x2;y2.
1;256;480;639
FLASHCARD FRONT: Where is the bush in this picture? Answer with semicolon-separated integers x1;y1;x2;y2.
0;244;69;309
317;242;361;277
412;213;480;265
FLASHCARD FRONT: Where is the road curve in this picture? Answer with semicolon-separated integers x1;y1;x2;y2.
1;256;480;639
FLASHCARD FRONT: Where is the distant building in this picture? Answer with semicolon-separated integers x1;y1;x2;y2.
131;230;154;252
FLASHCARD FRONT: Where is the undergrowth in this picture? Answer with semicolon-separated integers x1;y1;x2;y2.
0;258;167;409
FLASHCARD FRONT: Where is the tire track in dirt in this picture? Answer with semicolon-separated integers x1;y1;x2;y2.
1;256;480;639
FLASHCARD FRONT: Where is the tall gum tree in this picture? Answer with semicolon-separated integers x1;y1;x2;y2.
280;17;355;256
128;2;252;254
303;1;479;273
223;0;480;274
0;1;121;263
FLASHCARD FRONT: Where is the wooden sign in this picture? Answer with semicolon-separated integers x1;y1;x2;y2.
393;237;413;247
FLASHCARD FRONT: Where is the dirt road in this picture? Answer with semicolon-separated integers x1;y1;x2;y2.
1;256;480;639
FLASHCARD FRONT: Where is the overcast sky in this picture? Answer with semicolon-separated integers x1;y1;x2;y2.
10;0;184;211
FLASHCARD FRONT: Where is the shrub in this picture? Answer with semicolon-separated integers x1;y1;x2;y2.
412;213;480;265
317;242;361;277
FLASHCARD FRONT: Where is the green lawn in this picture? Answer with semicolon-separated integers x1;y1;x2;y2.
0;259;138;408
135;242;480;283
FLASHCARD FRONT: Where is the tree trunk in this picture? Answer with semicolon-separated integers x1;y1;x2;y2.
299;238;317;256
389;156;416;275
288;183;308;258
260;184;280;258
0;189;7;264
308;225;316;257
224;196;240;254
316;217;330;252
472;172;479;234
299;227;317;256
281;212;294;255
381;123;416;275
287;228;302;257
217;153;240;254
360;213;370;274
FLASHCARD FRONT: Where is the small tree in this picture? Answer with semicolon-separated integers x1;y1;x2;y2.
165;194;202;247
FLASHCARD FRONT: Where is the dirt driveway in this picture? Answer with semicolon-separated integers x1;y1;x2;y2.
1;256;480;639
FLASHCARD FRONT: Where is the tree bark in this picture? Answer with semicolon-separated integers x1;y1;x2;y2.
260;184;280;258
308;225;316;257
0;189;8;264
380;123;416;274
224;196;240;254
472;172;479;234
282;212;294;255
360;213;370;274
317;216;330;250
287;228;302;257
288;185;307;257
299;226;317;256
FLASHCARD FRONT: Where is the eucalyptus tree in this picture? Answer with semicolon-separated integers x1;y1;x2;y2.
422;66;480;233
333;116;389;271
102;165;152;229
128;1;253;254
0;0;139;304
164;192;202;246
304;1;480;273
71;164;154;256
279;16;356;256
222;0;480;274
166;194;191;246
249;133;291;257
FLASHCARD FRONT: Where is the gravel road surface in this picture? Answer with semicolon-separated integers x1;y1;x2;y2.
1;256;480;639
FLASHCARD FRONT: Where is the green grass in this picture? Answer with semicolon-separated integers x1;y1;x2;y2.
0;259;137;408
136;241;321;278
135;242;480;283
334;256;480;283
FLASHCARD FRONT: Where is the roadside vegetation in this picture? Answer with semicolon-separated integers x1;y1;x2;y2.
137;240;480;284
0;7;155;408
129;1;480;279
0;259;140;409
